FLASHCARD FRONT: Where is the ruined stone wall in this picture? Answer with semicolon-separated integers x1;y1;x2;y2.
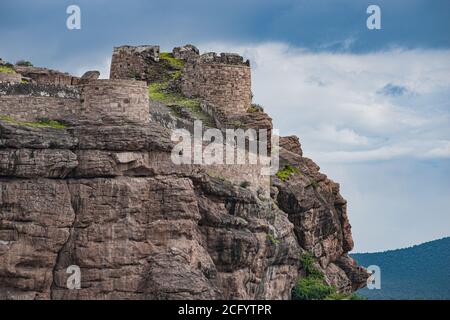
0;73;22;83
0;95;81;123
78;79;149;125
14;66;80;85
0;80;149;125
181;53;252;115
110;45;160;81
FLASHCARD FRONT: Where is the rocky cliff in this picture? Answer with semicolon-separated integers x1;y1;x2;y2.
0;47;368;300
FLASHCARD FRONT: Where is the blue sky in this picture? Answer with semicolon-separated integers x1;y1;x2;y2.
1;0;449;252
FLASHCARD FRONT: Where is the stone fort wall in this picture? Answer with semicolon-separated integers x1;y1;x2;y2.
78;80;149;125
14;66;80;85
0;80;149;125
181;53;252;115
110;45;252;116
110;45;160;81
0;73;22;84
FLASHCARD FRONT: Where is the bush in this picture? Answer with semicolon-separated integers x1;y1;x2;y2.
293;252;365;300
16;60;33;67
276;164;300;181
300;252;324;280
247;104;264;113
292;277;336;300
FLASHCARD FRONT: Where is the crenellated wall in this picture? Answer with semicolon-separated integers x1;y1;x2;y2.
181;53;252;115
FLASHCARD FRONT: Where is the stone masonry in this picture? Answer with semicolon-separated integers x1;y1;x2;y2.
0;80;149;126
181;53;252;115
0;44;369;300
110;45;160;81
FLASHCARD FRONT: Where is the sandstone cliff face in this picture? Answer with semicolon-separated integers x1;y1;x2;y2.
0;47;367;299
0;122;298;299
0;121;366;299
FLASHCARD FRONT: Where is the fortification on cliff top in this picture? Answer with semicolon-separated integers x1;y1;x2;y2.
1;44;260;127
0;44;273;194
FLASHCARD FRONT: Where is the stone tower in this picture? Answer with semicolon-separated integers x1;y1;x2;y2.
181;52;252;115
110;45;160;81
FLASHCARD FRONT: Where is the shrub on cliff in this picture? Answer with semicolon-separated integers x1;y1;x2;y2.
159;52;184;70
299;252;324;280
276;164;300;181
292;277;335;300
15;60;33;67
293;252;365;300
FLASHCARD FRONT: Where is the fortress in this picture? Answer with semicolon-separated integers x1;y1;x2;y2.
0;44;273;194
1;44;259;126
0;45;368;300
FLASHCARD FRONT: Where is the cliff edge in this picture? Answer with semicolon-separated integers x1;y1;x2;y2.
0;45;368;300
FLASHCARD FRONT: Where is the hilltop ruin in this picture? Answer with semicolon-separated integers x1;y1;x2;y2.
0;45;368;300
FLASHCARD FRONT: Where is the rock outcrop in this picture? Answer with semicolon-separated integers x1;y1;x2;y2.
0;45;368;300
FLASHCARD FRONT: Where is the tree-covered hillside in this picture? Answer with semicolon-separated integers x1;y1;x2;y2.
351;237;450;300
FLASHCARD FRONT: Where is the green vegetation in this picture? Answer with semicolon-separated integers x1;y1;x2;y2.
227;119;244;128
299;252;324;279
276;164;300;181
149;82;199;108
0;65;16;73
148;82;214;127
267;233;280;245
15;60;33;67
247;104;264;113
0;115;67;129
240;181;251;189
292;252;364;300
159;52;184;70
170;70;182;80
293;277;335;300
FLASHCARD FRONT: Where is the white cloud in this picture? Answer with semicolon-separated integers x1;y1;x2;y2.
310;124;370;147
421;141;450;159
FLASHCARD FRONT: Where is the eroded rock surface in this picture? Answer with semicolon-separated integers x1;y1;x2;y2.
0;120;367;299
0;45;368;299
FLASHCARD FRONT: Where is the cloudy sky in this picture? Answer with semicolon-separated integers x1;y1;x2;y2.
1;0;449;252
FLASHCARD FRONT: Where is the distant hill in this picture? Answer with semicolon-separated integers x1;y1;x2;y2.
351;237;450;300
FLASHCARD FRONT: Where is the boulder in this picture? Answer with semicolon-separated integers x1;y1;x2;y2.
173;44;199;61
80;70;100;81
